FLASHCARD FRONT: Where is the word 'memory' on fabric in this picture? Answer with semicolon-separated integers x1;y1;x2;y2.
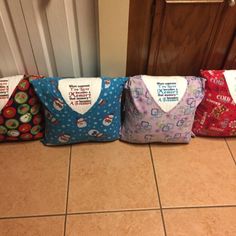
157;82;179;102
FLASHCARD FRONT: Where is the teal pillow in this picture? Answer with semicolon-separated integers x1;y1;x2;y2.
31;77;127;145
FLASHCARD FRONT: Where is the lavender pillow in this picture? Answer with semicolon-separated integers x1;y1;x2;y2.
120;75;205;143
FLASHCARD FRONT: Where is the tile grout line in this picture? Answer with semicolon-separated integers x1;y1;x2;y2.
0;213;66;221
148;144;167;236
1;204;236;221
63;145;72;236
67;208;161;216
224;138;236;166
0;209;160;221
163;204;236;211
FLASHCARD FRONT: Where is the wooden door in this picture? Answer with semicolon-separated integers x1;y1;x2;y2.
126;0;236;76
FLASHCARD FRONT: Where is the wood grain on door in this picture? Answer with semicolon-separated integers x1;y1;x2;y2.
127;0;236;76
126;0;155;76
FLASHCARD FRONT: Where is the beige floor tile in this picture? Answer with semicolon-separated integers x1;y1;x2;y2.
0;216;65;236
66;211;164;236
151;137;236;207
164;207;236;236
225;138;236;164
68;141;158;213
0;141;70;217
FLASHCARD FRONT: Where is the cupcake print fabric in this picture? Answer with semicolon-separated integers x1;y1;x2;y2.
120;75;205;143
0;75;44;142
31;77;127;145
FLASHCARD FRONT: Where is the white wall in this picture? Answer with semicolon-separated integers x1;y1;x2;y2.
0;0;130;78
98;0;129;77
0;0;98;77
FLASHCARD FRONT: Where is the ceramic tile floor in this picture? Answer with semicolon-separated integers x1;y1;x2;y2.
0;137;236;236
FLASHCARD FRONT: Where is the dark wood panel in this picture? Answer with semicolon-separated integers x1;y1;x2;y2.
166;0;223;2
204;4;236;69
126;0;155;76
148;0;223;76
127;0;235;77
224;32;236;68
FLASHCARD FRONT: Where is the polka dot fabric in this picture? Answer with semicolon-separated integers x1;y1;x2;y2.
30;77;127;145
0;75;44;142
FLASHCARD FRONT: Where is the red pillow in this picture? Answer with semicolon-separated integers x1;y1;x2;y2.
193;70;236;136
0;75;44;142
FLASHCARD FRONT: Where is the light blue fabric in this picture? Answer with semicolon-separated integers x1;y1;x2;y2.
31;77;127;145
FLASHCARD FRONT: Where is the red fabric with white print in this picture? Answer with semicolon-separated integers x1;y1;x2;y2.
193;70;236;136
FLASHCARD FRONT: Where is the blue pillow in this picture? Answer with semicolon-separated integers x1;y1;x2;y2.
30;77;127;145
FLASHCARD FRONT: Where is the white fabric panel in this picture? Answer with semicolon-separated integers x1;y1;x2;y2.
58;78;101;114
224;70;236;103
0;75;23;111
142;75;187;112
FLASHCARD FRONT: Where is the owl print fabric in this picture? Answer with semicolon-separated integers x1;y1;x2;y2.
193;70;236;136
31;77;127;145
120;75;205;143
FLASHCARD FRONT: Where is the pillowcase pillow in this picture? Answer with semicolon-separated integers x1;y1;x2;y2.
120;75;205;143
0;75;44;142
193;70;236;136
30;77;127;145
